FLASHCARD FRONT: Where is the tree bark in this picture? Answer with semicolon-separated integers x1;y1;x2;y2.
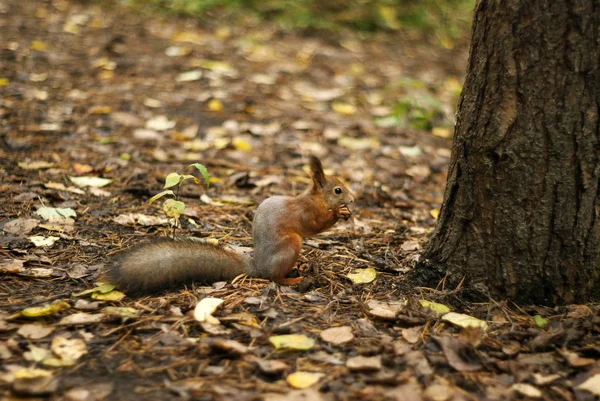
416;0;600;305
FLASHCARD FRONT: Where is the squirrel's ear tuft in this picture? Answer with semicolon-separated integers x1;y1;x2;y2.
309;156;326;188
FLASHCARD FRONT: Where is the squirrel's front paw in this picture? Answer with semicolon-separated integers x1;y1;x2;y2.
335;205;352;221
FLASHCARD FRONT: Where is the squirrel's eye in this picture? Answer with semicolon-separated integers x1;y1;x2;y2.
334;187;343;195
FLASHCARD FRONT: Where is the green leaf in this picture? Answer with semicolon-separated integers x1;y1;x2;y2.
163;199;185;219
187;163;210;188
534;315;548;328
148;190;175;204
164;172;182;189
179;174;199;185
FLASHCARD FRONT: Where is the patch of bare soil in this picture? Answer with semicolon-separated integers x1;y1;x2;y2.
2;1;599;401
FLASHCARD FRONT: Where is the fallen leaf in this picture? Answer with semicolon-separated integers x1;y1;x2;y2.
346;355;382;371
346;268;377;284
331;101;357;115
367;299;406;319
208;99;223;112
28;235;59;247
18;161;55;170
269;334;315;351
286;371;325;389
338;136;379;151
68;176;112;188
398;146;423;158
420;300;450;315
50;336;87;365
17;301;70;318
177;69;202;82
36;207;77;220
576;374;600;396
91;290;125;302
17;324;54;340
254;359;289;374
102;307;141;319
112;213;169;226
194;298;224;325
320;326;354;345
510;383;542;398
146;115;176;131
442;312;488;330
402;326;422;344
58;313;107;326
433;336;482;372
212;339;250;355
534;315;548;328
3;218;39;235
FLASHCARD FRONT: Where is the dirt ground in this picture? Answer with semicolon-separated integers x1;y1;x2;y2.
2;1;600;400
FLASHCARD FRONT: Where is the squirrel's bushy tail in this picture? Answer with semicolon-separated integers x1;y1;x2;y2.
103;239;250;293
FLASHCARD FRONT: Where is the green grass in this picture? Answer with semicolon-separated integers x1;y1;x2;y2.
119;0;474;37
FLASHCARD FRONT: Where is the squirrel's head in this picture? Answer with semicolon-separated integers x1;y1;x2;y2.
309;156;355;208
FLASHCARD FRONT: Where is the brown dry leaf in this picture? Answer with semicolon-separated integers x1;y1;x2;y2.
433;336;482;372
510;383;542;398
58;313;107;326
346;355;382;371
424;378;455;401
576;374;600;396
560;349;595;367
367;299;406;319
49;336;87;366
320;326;354;345
254;359;289;374
212;339;250;355
402;326;422;344
3;218;39;235
17;324;54;340
1;259;26;274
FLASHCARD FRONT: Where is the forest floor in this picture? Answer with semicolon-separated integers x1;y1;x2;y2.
2;1;600;401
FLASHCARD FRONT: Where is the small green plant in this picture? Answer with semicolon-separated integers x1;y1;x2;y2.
149;163;210;236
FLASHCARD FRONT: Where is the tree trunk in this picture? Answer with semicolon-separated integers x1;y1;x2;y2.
416;0;600;305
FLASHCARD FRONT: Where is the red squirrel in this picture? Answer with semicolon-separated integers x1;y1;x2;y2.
103;156;355;293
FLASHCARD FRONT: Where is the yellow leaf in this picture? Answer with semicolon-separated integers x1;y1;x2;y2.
213;138;229;149
0;78;8;86
442;312;488;330
13;368;53;379
232;138;252;152
286;371;325;389
102;307;141;318
432;127;452;138
74;283;115;297
338;136;379;151
88;105;112;115
346;268;377;284
30;40;47;51
19;301;70;318
63;22;80;34
208;99;223;112
91;290;126;301
331;101;357;115
419;300;450;315
269;334;315;351
430;208;440;219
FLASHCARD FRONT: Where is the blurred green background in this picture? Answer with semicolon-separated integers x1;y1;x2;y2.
118;0;474;37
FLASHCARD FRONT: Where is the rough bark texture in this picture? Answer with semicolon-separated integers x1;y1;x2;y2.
417;0;600;305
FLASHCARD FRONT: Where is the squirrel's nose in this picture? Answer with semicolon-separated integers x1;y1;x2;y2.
348;195;355;204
